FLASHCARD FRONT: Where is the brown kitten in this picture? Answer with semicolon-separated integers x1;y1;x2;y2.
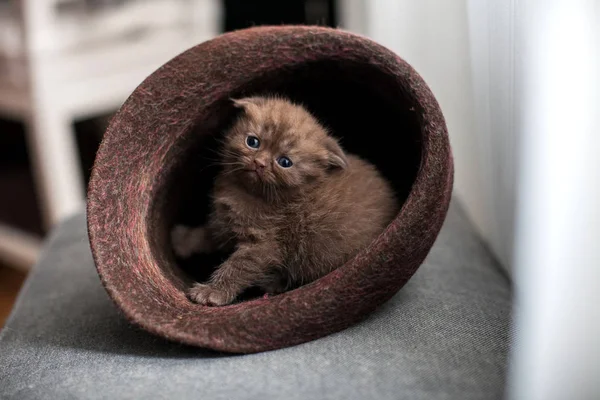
172;96;398;306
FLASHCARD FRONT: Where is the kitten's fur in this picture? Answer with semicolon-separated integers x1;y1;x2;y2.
172;96;398;306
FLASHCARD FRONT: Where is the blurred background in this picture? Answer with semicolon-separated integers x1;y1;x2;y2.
0;1;598;399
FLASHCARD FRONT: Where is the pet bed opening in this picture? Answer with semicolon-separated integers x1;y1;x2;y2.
154;58;423;292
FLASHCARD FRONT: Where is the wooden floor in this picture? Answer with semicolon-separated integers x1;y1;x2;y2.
0;264;27;328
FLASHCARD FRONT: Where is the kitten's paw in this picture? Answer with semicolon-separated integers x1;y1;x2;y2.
188;283;236;306
171;225;201;258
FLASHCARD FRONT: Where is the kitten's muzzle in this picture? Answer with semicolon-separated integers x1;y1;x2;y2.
253;159;266;176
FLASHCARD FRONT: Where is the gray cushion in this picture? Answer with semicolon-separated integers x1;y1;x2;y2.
0;200;511;400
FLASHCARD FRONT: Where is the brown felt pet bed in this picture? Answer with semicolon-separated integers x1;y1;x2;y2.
87;26;453;354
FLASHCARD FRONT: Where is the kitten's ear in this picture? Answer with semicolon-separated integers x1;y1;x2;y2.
324;138;348;170
232;98;251;109
231;97;262;112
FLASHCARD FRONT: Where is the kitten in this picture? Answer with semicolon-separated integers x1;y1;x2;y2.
172;96;398;306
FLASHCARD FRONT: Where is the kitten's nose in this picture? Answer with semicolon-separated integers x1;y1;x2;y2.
254;159;266;169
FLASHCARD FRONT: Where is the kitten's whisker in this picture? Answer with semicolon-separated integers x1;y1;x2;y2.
222;166;247;176
217;150;239;158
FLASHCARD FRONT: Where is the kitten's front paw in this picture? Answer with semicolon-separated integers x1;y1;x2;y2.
188;283;236;306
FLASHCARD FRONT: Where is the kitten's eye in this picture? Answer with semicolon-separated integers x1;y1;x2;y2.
277;156;293;168
246;135;260;149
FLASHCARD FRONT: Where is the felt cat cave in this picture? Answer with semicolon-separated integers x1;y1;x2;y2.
87;26;453;354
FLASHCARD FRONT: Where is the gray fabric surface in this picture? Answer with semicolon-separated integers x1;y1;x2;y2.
0;201;511;400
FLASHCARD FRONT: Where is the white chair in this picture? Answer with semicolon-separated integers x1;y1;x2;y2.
0;0;221;268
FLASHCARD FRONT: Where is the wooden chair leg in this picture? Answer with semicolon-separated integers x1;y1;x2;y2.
25;103;85;229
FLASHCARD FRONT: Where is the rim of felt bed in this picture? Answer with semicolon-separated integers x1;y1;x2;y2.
87;25;453;354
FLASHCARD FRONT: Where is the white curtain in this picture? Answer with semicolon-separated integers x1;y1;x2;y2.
509;1;600;399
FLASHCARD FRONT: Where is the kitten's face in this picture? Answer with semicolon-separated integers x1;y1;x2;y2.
221;97;347;194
